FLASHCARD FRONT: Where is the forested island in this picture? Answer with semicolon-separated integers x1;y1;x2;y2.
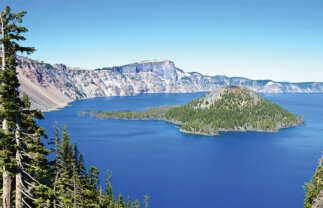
85;86;304;136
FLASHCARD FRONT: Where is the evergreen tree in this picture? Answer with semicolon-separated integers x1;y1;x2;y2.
72;161;80;208
98;186;105;207
117;193;125;208
61;125;73;176
86;166;99;207
73;143;79;173
72;143;82;208
144;195;150;208
56;126;74;207
134;199;140;208
304;156;323;208
0;6;53;208
126;196;133;208
49;123;61;208
106;170;115;207
78;153;89;207
18;94;52;208
50;123;61;208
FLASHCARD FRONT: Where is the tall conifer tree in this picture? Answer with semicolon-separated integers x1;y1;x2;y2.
0;6;147;208
0;6;53;207
0;6;42;208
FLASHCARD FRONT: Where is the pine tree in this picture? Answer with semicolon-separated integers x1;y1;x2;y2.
106;170;115;207
126;196;133;208
98;186;105;207
72;143;82;208
134;199;140;208
50;123;61;208
86;166;99;207
304;155;323;208
72;162;79;208
78;152;89;207
61;125;73;176
73;143;79;173
144;195;150;208
51;125;89;208
0;6;54;208
56;126;74;207
117;193;125;208
18;94;52;207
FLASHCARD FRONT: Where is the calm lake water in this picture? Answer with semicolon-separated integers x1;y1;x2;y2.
39;93;323;208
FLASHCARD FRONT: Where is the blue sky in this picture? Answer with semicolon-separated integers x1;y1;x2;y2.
2;0;323;82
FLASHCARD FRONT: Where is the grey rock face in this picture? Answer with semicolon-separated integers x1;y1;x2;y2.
98;60;178;82
16;56;323;111
312;190;323;208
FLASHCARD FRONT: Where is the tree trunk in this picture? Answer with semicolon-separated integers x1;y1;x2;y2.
15;121;23;208
73;164;77;208
2;119;12;208
53;173;57;208
1;14;11;208
1;13;5;71
53;135;59;208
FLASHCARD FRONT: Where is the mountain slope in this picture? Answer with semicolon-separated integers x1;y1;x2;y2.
17;56;323;111
87;86;303;136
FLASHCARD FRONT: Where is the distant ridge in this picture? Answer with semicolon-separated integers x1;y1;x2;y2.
16;56;323;111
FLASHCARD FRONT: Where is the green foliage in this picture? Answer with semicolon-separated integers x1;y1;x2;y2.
144;195;150;208
117;193;125;208
126;196;133;208
0;5;36;174
90;86;302;136
51;125;147;208
135;199;140;208
0;6;53;207
91;106;171;120
165;86;301;135
19;94;52;207
304;157;323;208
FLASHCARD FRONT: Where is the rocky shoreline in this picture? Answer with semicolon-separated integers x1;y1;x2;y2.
178;120;304;136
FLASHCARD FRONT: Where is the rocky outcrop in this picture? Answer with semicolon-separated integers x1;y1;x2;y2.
311;190;323;208
16;56;323;111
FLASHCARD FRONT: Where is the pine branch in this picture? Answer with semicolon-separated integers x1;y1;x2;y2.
21;132;38;141
23;179;39;189
22;198;33;208
22;190;37;201
55;202;63;208
22;162;37;169
21;150;35;159
22;169;41;185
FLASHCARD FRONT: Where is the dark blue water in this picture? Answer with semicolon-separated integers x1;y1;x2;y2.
39;93;323;208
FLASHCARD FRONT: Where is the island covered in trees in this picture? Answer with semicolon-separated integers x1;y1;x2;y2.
84;86;304;136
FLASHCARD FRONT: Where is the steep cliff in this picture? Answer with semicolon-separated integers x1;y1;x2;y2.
16;56;323;111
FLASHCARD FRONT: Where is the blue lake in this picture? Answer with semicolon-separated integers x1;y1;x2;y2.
39;93;323;208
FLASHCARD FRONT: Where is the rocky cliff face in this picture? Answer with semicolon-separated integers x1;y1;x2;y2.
16;56;323;111
311;190;323;208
